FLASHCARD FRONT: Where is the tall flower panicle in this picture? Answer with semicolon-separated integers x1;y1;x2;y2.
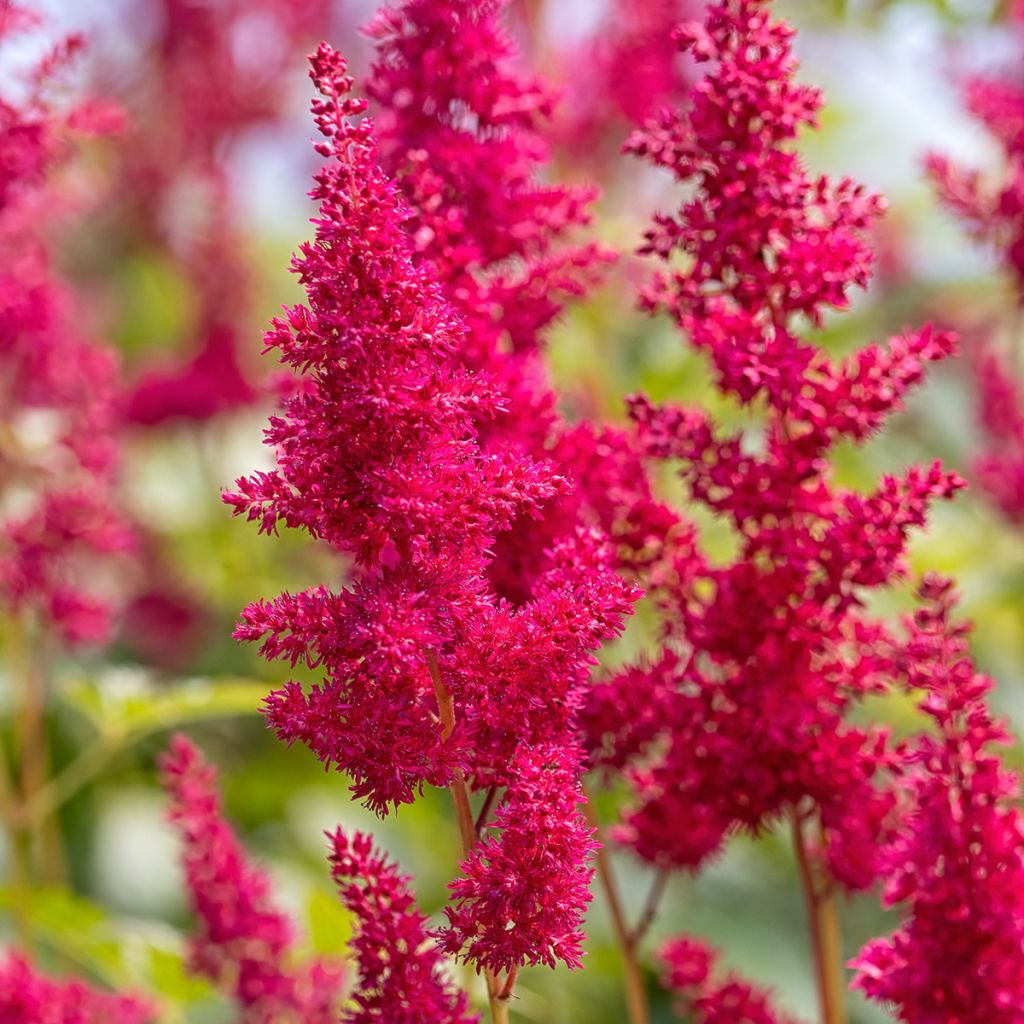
0;954;153;1024
441;743;597;973
593;0;962;897
928;10;1024;522
658;937;800;1024
160;735;345;1024
366;0;609;366
852;576;1024;1022
553;0;701;158
229;39;635;818
365;0;679;606
0;5;134;645
229;38;637;988
329;829;478;1024
105;0;329;426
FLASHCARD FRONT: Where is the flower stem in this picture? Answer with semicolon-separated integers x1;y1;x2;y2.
630;868;669;948
791;809;847;1024
428;651;515;1022
582;785;649;1024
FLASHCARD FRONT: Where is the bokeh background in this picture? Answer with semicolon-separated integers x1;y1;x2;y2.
3;0;1022;1020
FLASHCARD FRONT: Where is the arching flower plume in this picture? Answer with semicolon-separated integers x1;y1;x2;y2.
852;576;1024;1022
588;0;962;899
0;954;153;1024
329;828;478;1024
160;735;345;1023
0;3;135;645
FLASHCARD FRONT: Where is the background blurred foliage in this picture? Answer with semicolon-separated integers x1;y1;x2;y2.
4;0;1024;1021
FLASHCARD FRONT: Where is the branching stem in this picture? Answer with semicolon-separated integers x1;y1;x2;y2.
429;651;515;1022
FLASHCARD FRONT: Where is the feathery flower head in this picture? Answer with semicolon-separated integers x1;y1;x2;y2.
329;828;478;1024
441;743;597;973
160;735;345;1023
658;936;800;1024
230;42;636;815
851;576;1024;1022
0;953;153;1024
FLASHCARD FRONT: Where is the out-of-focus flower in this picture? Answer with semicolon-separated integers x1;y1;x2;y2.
160;734;345;1023
852;576;1024;1023
659;936;799;1024
102;0;330;427
928;12;1024;521
0;953;153;1024
0;3;135;645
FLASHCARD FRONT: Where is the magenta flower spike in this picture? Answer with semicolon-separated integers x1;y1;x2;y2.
160;735;345;1023
330;828;479;1024
0;954;153;1024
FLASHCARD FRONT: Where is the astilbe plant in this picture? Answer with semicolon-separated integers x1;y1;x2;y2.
0;10;134;648
927;5;1024;523
0;953;153;1024
851;576;1024;1021
105;0;330;426
226;32;635;1019
575;1;1004;1022
160;735;345;1023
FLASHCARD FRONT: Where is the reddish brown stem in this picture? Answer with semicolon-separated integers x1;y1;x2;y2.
475;783;499;835
791;810;847;1024
583;785;650;1024
429;652;514;1021
630;868;669;948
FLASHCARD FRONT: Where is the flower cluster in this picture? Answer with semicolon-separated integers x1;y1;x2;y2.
441;743;596;973
329;829;478;1024
228;34;634;985
0;953;152;1024
852;576;1024;1022
364;0;677;606
160;734;345;1023
583;0;962;897
928;8;1024;522
110;0;330;426
658;937;797;1024
553;0;701;159
0;6;134;645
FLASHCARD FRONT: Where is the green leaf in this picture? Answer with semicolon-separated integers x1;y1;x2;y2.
62;677;269;742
